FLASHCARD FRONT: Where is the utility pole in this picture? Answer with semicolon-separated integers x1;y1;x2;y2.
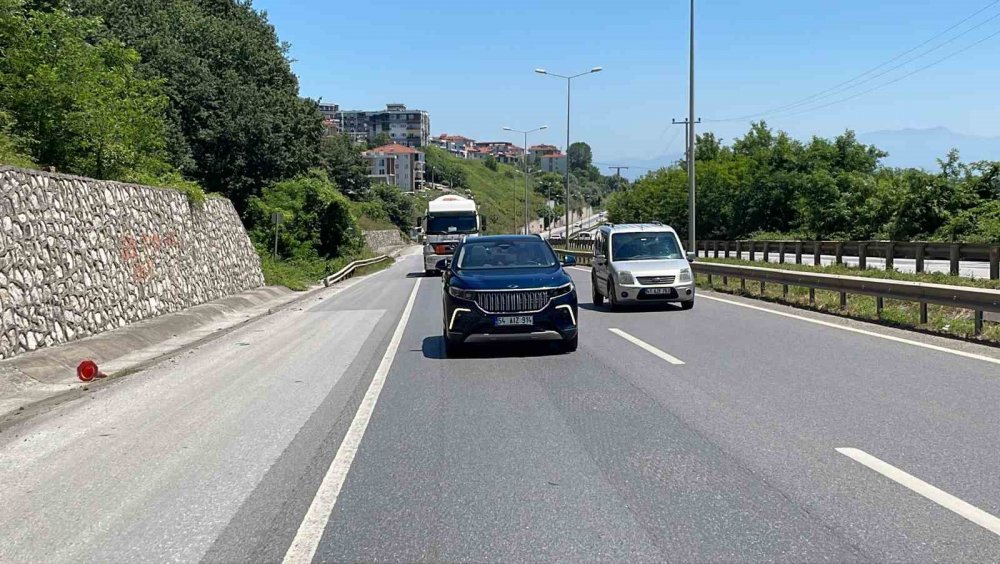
607;166;629;190
671;118;701;164
687;0;697;253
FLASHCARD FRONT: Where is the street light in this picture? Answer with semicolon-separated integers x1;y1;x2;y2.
535;66;602;246
503;125;548;234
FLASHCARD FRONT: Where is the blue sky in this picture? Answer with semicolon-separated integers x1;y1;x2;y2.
253;0;1000;166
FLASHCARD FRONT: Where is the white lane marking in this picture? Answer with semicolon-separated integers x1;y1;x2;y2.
837;448;1000;536
609;328;685;365
283;278;422;564
700;294;1000;366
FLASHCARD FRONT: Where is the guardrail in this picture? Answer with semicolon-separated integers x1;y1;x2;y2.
698;239;1000;279
322;255;392;287
694;262;999;335
550;248;998;335
548;238;595;252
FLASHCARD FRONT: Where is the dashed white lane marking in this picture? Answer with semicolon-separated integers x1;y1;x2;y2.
837;448;1000;536
609;328;685;365
283;278;422;564
699;294;1000;366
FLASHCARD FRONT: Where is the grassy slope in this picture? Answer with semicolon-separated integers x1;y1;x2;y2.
423;146;546;235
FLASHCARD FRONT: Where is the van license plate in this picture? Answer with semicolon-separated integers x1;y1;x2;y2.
645;288;673;295
495;316;533;326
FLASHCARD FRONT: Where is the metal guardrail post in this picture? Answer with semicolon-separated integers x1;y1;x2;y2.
749;241;756;262
809;288;815;305
915;243;926;274
794;242;803;265
762;241;770;262
858;242;868;270
813;241;821;266
740;277;746;293
713;241;720;258
975;310;984;335
920;302;928;325
950;243;961;276
835;242;844;265
735;240;742;260
991;246;999;280
839;291;847;309
778;242;786;264
885;241;895;271
876;296;883;319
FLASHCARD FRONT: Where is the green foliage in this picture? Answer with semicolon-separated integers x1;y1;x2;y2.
607;121;999;243
0;111;36;167
0;0;176;180
246;170;360;262
71;0;324;213
368;132;392;148
425;145;469;188
568;141;592;171
483;154;498;171
319;133;370;198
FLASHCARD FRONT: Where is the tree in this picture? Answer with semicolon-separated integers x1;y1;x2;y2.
71;0;324;213
365;183;415;231
568;141;592;172
0;0;175;180
483;154;498;171
369;132;392;148
319;133;370;198
246;169;359;261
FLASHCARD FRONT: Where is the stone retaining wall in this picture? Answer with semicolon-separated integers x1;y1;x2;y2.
0;166;264;359
363;229;405;253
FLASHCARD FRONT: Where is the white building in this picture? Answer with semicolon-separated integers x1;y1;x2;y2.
539;153;567;174
362;143;426;192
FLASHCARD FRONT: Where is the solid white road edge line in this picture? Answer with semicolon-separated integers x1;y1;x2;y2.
283;278;422;564
837;447;1000;537
609;328;685;365
700;294;1000;366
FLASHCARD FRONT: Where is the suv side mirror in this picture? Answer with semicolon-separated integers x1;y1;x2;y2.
435;258;451;270
562;255;577;267
686;252;697;262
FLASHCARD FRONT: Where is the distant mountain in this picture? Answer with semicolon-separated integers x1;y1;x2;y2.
859;127;1000;170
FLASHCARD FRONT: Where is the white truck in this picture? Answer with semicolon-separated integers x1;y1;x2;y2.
421;194;483;275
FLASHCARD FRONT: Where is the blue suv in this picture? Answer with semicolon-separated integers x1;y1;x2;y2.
440;235;579;356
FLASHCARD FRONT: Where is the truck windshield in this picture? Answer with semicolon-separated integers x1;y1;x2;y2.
611;232;683;261
457;239;558;270
427;214;478;234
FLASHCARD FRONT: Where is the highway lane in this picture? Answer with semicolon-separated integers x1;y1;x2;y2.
2;250;1000;562
698;250;993;279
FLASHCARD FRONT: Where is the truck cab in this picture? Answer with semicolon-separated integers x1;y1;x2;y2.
422;195;482;275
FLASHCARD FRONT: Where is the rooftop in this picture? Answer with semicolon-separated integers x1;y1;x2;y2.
364;143;422;155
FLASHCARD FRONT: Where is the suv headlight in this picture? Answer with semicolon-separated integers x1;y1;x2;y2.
679;268;693;283
448;286;476;300
617;271;635;285
548;282;575;298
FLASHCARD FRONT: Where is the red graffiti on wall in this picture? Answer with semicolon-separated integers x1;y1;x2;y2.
119;230;180;283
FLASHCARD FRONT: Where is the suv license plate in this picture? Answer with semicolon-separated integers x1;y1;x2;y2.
645;288;673;295
495;315;533;326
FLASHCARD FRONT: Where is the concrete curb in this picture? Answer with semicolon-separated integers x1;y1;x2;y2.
0;251;410;426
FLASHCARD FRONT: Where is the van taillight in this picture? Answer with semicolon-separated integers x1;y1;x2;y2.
434;244;449;254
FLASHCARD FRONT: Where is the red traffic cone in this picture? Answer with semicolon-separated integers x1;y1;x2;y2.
77;360;100;382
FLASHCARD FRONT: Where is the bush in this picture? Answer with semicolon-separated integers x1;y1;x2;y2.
246;170;361;261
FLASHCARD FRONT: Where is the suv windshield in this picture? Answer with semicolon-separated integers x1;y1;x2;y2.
427;214;478;234
457;239;558;270
611;232;683;262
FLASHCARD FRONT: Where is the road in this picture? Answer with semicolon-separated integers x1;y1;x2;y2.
2;250;1000;562
544;211;604;239
698;250;993;279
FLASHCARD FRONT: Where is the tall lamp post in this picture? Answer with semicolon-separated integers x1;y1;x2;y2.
535;66;602;246
503;125;547;234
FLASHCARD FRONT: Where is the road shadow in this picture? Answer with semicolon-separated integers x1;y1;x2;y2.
406;271;438;278
579;302;684;313
422;335;565;359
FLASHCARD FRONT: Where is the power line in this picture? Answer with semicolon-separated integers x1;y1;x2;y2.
768;25;1000;120
709;0;1000;122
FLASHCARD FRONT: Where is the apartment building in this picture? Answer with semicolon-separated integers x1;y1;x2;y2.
539;153;567;174
431;134;476;157
361;143;426;192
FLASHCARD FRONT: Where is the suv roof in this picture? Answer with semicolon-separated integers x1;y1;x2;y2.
599;223;679;235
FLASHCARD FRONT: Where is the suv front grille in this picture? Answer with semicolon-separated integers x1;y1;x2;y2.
474;290;550;313
637;275;676;285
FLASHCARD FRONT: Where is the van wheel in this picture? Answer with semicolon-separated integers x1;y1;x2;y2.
591;274;604;306
607;281;619;311
681;298;695;310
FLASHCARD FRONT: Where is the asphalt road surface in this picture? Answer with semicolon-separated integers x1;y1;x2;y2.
2;250;999;563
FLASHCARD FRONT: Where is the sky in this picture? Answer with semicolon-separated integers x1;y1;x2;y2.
253;0;1000;169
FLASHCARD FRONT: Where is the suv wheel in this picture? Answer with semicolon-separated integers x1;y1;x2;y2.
561;334;578;353
443;331;462;357
591;274;604;306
